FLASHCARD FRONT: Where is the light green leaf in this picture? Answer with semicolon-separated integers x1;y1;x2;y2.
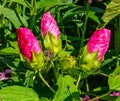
116;97;120;101
108;66;120;90
0;47;19;55
39;97;48;101
53;75;79;101
0;5;21;29
0;86;39;101
102;0;120;24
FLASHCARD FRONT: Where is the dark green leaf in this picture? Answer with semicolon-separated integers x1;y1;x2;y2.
9;0;31;8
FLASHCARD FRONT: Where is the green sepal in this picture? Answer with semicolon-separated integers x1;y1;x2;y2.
29;52;44;70
79;45;101;71
20;53;26;62
19;52;44;71
44;32;62;54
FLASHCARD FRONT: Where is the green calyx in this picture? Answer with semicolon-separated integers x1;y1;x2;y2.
30;52;44;70
20;52;44;71
43;32;62;54
79;45;101;71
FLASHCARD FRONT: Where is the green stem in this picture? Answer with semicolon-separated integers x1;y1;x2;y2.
115;15;120;55
116;55;120;68
51;61;59;82
85;79;89;92
90;91;111;101
114;16;120;68
80;2;90;49
39;72;56;93
30;0;34;29
2;0;7;7
76;74;81;88
77;24;80;37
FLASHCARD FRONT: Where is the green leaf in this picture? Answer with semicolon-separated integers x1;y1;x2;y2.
0;86;39;101
88;11;100;24
108;66;120;91
102;0;120;24
39;97;48;101
58;0;73;3
101;56;117;68
0;47;19;55
116;97;120;101
0;5;21;29
9;0;31;8
18;14;28;27
36;0;61;10
24;70;35;87
53;75;79;101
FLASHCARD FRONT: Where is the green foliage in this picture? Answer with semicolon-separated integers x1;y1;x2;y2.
102;0;120;25
108;66;120;91
0;86;39;101
53;75;79;101
0;0;120;101
0;5;21;29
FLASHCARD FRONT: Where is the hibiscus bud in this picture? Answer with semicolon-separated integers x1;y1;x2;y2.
88;0;92;3
40;12;62;54
79;28;111;71
41;12;60;39
17;27;44;70
88;28;111;61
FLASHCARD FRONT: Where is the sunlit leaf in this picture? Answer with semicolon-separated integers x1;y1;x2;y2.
0;5;21;29
102;0;120;24
108;66;120;90
0;86;39;101
53;75;79;101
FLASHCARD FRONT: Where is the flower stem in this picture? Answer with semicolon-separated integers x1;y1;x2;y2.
80;2;90;49
85;79;89;92
76;74;81;88
90;91;111;101
39;72;56;93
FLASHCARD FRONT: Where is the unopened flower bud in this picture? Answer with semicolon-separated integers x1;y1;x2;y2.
40;12;62;54
17;27;44;70
79;28;111;71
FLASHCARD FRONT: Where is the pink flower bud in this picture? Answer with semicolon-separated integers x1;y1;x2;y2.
88;0;92;3
40;12;60;39
88;28;111;61
17;27;42;62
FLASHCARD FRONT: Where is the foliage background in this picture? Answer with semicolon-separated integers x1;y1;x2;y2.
0;0;120;101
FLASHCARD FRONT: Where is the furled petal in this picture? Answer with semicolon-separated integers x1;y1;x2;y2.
40;12;60;39
17;27;42;62
88;28;111;61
